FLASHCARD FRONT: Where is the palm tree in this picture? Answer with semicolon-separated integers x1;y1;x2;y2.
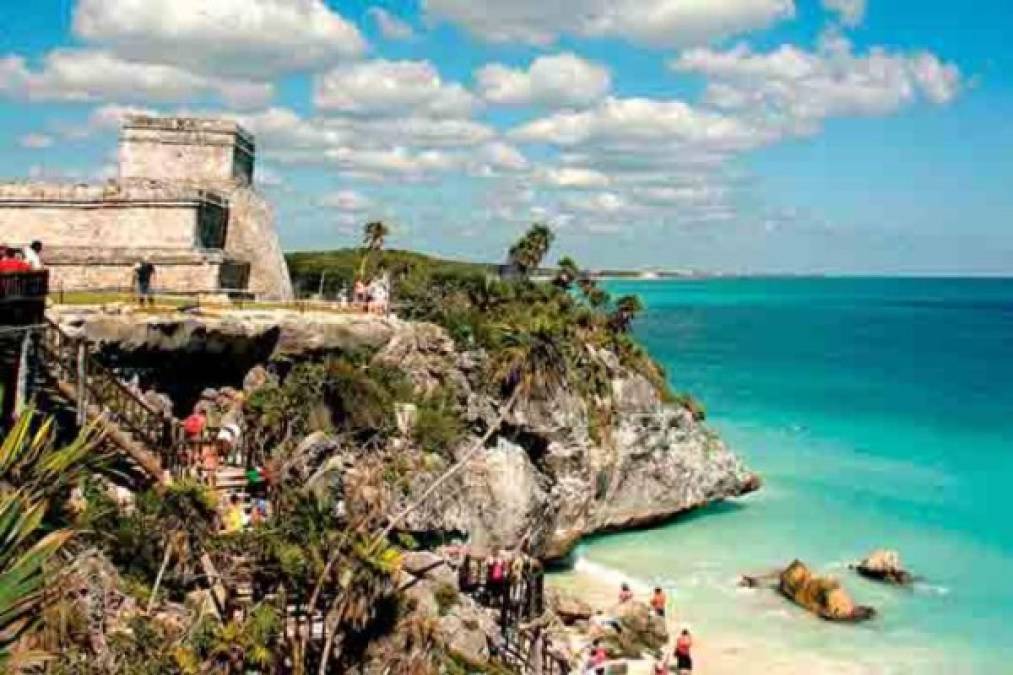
609;295;644;333
508;224;555;276
553;256;581;290
379;316;572;539
358;221;390;279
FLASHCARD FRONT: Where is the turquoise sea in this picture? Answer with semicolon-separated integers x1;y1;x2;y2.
580;278;1013;673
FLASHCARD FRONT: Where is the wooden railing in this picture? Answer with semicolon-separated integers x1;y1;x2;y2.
0;270;49;303
37;317;185;477
456;554;572;673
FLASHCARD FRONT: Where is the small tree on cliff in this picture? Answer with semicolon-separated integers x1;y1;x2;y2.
609;294;644;334
358;221;390;279
508;223;554;277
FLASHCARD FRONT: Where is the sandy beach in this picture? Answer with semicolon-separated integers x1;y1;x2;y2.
547;564;945;675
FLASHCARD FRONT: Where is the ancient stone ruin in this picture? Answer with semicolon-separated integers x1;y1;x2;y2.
0;116;293;300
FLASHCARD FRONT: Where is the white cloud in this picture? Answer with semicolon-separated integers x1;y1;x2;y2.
822;0;866;27
369;7;415;40
476;142;529;172
537;167;612;188
565;191;629;213
425;0;795;47
510;96;766;152
320;189;372;211
671;34;962;133
73;0;366;77
0;50;272;107
314;60;477;118
477;53;610;108
324;146;463;180
18;133;54;149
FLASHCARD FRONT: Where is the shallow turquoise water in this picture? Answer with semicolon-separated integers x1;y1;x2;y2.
582;278;1013;672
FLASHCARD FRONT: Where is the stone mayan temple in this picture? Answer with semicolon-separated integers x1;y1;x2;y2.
0;116;293;300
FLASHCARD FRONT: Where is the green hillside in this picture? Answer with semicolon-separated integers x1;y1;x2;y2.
285;248;494;297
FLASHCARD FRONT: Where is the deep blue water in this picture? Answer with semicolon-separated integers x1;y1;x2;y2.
581;278;1013;672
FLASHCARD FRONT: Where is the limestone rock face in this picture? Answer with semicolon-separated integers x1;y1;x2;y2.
399;359;759;559
854;549;913;585
779;560;875;622
52;307;402;360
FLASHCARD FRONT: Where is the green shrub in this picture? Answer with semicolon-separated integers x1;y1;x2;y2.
433;582;459;616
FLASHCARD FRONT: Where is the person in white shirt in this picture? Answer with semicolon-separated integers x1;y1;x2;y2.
23;241;43;269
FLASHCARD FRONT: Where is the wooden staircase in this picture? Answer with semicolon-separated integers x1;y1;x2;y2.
32;316;238;613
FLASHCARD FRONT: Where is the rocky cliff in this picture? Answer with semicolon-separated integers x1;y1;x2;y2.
51;305;759;560
372;322;759;559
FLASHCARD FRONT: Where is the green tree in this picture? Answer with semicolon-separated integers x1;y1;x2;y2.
553;256;581;290
508;223;555;276
146;479;218;613
609;294;644;334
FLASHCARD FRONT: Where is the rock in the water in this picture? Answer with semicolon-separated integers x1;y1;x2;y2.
854;549;913;585
778;560;875;622
591;601;669;658
548;588;594;625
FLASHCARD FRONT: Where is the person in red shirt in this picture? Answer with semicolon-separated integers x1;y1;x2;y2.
0;247;30;273
183;409;207;438
589;639;608;675
651;586;667;617
675;629;693;674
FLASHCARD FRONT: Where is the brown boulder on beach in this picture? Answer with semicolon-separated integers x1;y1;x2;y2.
853;549;914;585
779;560;875;622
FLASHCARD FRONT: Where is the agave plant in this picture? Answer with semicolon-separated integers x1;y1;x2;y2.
0;408;103;503
0;492;74;667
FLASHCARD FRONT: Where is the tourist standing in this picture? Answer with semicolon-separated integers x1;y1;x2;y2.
23;241;43;270
651;587;667;617
0;247;30;273
618;582;633;603
674;629;693;674
133;257;156;306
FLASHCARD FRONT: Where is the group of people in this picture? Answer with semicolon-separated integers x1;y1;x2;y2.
456;548;544;615
583;583;694;675
346;272;390;314
181;406;270;533
0;241;43;273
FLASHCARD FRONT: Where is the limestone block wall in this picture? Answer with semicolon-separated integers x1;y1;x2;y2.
218;186;293;300
48;262;221;294
119;117;254;185
0;182;220;250
42;247;226;294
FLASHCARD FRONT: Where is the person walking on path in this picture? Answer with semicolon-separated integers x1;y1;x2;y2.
675;629;693;674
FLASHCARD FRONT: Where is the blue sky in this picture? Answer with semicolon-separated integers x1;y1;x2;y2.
0;0;1010;274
